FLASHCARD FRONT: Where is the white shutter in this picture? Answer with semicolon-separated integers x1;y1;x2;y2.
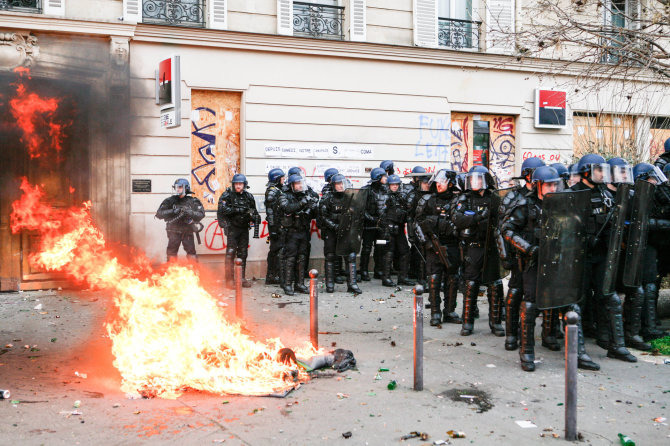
603;0;612;27
123;0;142;24
350;0;366;42
486;0;515;53
209;0;228;30
43;0;66;16
277;0;294;36
625;0;640;29
413;0;438;47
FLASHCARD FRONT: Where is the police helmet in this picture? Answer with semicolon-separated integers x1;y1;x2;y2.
577;154;611;183
267;168;285;185
387;174;402;185
370;167;386;183
520;157;546;178
607;157;633;185
532;166;561;184
324;168;339;183
380;160;394;176
232;173;248;187
665;137;670;153
172;178;191;196
633;163;668;184
549;163;569;180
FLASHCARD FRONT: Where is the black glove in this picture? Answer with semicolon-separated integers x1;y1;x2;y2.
477;208;490;221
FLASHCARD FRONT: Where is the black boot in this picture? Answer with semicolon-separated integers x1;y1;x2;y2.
519;301;536;372
505;288;522;351
460;280;478;336
346;253;362;294
568;305;601;370
642;283;668;340
605;293;637;362
324;258;335;293
381;250;395;287
624;287;652;351
442;274;462;324
541;309;561;351
266;250;278;284
294;255;309;294
359;252;371;281
334;256;345;284
429;274;442;326
283;256;295;296
241;261;252;288
373;247;383;279
487;280;505;337
397;253;414;286
595;299;610;350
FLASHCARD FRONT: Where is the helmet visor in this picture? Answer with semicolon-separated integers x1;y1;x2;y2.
465;172;487;191
429;169;453;187
332;178;352;192
291;178;307;193
646;166;668;185
538;179;565;194
611;165;633;185
173;182;186;195
589;163;612;184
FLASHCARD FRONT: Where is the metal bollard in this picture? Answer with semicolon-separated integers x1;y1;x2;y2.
413;285;424;391
564;311;579;441
234;258;243;319
309;269;319;349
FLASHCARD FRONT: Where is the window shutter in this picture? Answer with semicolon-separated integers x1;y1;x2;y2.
43;0;65;16
277;0;294;36
209;0;228;30
350;0;366;42
123;0;142;24
625;0;640;29
413;0;438;47
486;0;515;53
603;0;612;27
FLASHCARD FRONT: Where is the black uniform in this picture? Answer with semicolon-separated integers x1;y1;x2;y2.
156;194;205;261
264;183;283;284
404;182;427;285
217;187;259;284
452;189;504;336
379;186;412;287
278;187;318;295
570;181;635;362
321;182;346;283
415;188;461;325
360;182;388;281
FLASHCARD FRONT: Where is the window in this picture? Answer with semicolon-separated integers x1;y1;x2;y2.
142;0;206;27
437;0;480;50
601;0;641;64
0;0;41;12
292;1;345;40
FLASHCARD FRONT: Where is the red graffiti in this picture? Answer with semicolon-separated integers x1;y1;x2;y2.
260;220;269;238
493;117;514;133
204;220;226;251
310;220;321;239
522;151;561;162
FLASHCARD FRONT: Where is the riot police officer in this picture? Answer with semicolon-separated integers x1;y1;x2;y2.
405;168;432;287
322;168;339;195
319;174;363;294
502;166;600;371
321;168;346;284
653;137;670;171
278;174;319;295
549;162;570;187
264;168;285;285
416;169;462;326
570;154;636;362
156;178;206;262
360;168;388;281
380;160;395;177
452;166;504;337
287;167;319;280
217;174;260;288
379;175;413;287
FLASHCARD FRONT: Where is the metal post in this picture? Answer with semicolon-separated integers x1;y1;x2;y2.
564;311;579;441
309;269;319;349
413;285;424;391
234;258;243;319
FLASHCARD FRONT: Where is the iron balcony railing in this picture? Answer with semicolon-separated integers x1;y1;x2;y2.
142;0;206;27
0;0;41;12
438;17;481;51
293;1;344;40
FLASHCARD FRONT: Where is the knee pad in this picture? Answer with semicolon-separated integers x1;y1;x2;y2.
347;252;357;263
238;248;248;260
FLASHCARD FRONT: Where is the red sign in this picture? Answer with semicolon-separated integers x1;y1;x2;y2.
535;89;567;128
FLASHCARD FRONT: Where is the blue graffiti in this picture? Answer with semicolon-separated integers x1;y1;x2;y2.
414;114;451;162
191;107;218;194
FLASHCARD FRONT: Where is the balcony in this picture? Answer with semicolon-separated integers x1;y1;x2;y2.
142;0;206;27
438;17;481;51
0;0;41;12
293;1;344;40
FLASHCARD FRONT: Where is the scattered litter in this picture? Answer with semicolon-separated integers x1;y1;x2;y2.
618;433;634;445
50;338;57;343
222;400;229;405
374;373;382;381
342;431;352;439
59;410;82;417
533;359;542;364
271;293;282;298
515;420;537;428
4;344;12;348
664;359;670;365
212;440;226;444
654;417;667;423
74;371;87;379
485;364;496;368
262;308;270;312
378;367;389;372
470;342;476;346
33;304;42;310
217;301;228;307
460;395;475;399
73;400;81;408
433;440;450;445
112;403;120;408
336;393;349;399
367;392;376;396
125;393;142;399
133;410;141;415
391;341;396;347
0;390;10;399
447;430;466;438
401;431;429;441
387;380;397;390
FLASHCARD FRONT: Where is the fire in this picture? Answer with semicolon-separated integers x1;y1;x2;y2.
11;178;316;399
9;67;68;160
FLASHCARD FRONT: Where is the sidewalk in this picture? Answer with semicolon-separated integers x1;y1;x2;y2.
1;281;668;445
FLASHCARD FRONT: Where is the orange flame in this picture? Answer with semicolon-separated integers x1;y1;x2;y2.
11;178;316;399
9;67;68;160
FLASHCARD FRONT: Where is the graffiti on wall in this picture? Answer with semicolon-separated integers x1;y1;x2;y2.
488;116;516;183
414;114;452;163
190;90;241;210
450;114;471;173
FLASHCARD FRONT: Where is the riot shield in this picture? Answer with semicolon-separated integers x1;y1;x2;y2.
601;183;631;295
622;180;654;287
481;191;503;284
536;190;590;310
336;188;368;256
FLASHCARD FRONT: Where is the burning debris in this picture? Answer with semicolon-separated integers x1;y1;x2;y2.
10;179;319;399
